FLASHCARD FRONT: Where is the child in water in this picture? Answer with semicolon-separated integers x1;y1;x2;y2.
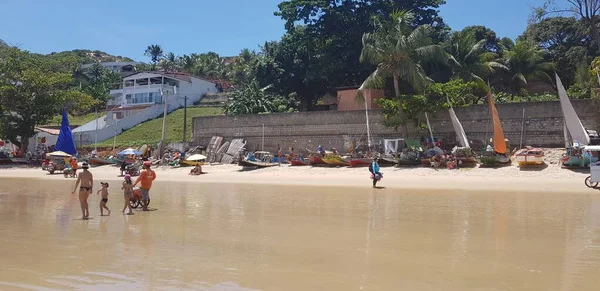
97;182;111;216
121;175;134;215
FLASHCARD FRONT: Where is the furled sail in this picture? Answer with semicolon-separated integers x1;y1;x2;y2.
55;108;77;155
556;73;590;145
448;102;470;148
487;90;507;154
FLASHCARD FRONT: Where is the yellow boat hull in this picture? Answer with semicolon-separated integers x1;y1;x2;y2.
322;156;350;166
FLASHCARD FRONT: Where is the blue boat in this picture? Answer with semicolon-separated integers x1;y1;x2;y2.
561;147;598;167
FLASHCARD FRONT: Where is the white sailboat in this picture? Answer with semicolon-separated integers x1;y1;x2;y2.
556;73;595;167
447;100;477;165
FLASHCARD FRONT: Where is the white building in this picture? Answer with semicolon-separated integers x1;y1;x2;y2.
73;72;218;145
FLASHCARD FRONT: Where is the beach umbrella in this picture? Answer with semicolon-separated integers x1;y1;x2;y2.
118;148;142;156
186;154;207;161
47;151;72;157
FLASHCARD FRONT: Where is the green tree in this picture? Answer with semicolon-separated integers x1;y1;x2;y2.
520;16;593;86
532;0;600;53
274;0;449;108
502;40;555;93
224;80;298;115
144;44;164;70
359;11;446;135
161;52;179;72
0;48;96;150
359;11;446;119
445;30;507;87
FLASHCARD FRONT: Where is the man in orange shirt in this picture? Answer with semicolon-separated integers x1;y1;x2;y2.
70;157;79;177
134;161;156;211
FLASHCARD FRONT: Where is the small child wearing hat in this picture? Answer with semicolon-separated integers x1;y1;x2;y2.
97;182;111;216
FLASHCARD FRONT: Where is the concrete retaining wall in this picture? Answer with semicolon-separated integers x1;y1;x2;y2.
192;100;599;151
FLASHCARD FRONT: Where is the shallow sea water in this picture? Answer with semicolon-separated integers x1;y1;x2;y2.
1;178;600;290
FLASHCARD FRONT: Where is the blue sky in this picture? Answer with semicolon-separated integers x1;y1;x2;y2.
1;0;558;62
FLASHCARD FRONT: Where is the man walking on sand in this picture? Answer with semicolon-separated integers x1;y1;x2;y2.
134;161;156;211
72;162;93;219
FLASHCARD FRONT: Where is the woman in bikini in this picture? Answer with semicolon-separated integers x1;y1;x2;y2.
72;162;93;220
121;174;134;215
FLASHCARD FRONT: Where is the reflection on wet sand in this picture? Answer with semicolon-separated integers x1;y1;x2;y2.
1;178;600;290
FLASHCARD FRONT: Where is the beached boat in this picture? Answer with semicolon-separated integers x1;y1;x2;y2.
309;155;325;165
556;74;596;167
349;158;372;167
290;159;310;166
515;147;545;166
322;155;350;166
398;157;421;166
378;155;398;166
447;98;477;166
479;90;511;166
89;157;114;166
239;151;278;169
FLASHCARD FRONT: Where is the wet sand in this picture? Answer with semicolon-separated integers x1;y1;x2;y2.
0;162;595;194
1;178;600;290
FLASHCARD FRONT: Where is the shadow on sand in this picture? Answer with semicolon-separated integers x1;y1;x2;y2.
518;163;549;171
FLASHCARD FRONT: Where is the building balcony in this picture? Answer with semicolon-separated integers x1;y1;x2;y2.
123;84;173;93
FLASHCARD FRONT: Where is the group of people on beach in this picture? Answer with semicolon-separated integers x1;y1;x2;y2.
71;161;157;220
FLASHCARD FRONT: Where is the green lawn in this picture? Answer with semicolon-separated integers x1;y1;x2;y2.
94;107;223;147
46;111;106;127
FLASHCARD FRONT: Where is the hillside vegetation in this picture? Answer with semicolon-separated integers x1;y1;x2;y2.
94;107;222;147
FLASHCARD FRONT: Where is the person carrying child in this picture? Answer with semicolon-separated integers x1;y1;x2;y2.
368;157;383;188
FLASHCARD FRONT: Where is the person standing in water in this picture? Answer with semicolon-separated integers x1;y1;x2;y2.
121;175;134;215
97;182;111;216
369;158;383;188
134;161;156;211
72;162;93;219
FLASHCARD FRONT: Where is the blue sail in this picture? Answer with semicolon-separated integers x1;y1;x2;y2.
54;108;77;155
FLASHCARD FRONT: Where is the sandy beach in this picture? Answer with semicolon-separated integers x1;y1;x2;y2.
0;158;594;194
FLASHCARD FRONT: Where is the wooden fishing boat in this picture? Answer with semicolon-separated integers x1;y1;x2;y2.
397;157;421;166
349;158;371;167
239;151;278;169
515;147;545;166
378;156;398;166
322;155;350;166
89;157;114;166
456;156;478;166
309;155;326;165
290;159;310;166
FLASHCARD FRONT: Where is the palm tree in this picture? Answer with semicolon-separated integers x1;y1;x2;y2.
503;39;554;93
179;54;197;73
359;10;447;97
359;10;447;132
144;44;164;70
446;31;507;88
160;52;178;72
87;62;105;82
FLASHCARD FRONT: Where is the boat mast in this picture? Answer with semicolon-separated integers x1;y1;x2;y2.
364;92;371;147
519;108;525;149
262;124;265;152
425;112;434;145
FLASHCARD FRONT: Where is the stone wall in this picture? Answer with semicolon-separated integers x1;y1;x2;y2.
192;100;599;152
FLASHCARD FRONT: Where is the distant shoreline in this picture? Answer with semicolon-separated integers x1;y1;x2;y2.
0;162;593;194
